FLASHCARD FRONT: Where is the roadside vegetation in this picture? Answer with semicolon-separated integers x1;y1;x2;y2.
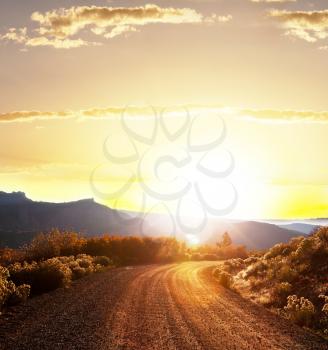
0;229;247;311
213;227;328;337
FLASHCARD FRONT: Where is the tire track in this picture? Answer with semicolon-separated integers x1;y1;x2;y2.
0;262;326;350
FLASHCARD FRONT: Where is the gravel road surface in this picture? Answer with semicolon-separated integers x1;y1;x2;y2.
0;262;327;350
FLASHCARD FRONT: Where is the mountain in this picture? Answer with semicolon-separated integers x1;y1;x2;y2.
0;191;31;204
277;223;319;235
120;212;305;250
209;221;305;250
0;192;141;248
0;191;308;250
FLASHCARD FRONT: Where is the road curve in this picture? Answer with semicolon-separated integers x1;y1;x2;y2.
0;262;326;350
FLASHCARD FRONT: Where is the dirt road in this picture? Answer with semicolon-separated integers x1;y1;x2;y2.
0;262;326;350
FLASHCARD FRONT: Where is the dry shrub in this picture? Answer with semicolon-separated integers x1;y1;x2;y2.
190;253;202;261
319;295;328;316
201;253;219;261
271;282;292;306
216;245;248;260
0;265;31;309
9;258;72;294
284;295;315;327
93;256;112;267
25;230;86;261
213;268;233;289
7;284;31;306
0;248;24;266
8;253;112;294
85;235;187;265
226;227;328;334
0;266;14;308
222;258;245;274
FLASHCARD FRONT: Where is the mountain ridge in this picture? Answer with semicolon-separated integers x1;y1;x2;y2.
0;191;313;249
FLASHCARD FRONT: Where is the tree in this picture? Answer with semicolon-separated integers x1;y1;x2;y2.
217;232;232;248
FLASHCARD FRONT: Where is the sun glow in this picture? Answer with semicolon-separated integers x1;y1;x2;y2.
186;234;200;246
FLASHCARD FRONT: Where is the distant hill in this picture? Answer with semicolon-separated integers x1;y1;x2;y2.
138;214;305;250
208;221;305;250
0;191;308;249
277;223;319;235
0;191;141;248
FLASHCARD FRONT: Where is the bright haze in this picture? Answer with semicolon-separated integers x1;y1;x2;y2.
0;0;328;220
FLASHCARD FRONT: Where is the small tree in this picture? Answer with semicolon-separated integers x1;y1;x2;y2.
217;232;232;248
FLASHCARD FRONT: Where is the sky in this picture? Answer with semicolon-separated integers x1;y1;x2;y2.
0;0;328;220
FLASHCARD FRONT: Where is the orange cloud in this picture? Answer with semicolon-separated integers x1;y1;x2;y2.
0;4;230;49
269;9;328;43
1;106;328;123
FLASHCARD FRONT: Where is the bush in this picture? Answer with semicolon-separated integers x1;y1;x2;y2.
202;254;219;261
0;265;30;309
7;284;30;306
0;248;24;266
93;256;112;267
25;230;86;261
284;295;315;327
319;295;328;316
222;258;245;274
221;228;328;335
271;282;292;306
0;266;15;309
9;258;72;295
213;268;233;289
190;253;202;261
35;258;72;293
275;265;298;283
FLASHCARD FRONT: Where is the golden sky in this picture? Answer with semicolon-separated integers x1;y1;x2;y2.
0;1;328;219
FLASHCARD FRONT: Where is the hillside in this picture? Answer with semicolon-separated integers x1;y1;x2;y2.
208;220;304;250
0;192;141;247
278;223;319;235
216;226;328;336
0;191;305;249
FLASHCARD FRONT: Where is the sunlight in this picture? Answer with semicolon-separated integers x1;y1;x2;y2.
186;234;200;246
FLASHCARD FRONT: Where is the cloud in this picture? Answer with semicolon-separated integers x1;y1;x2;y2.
0;106;162;122
0;27;90;49
269;9;328;43
240;108;328;123
2;106;328;123
0;4;229;49
0;110;73;122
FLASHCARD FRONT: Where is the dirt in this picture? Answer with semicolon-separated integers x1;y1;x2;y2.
0;262;327;350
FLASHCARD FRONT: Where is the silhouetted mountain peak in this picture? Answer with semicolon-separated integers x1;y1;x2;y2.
0;191;30;205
